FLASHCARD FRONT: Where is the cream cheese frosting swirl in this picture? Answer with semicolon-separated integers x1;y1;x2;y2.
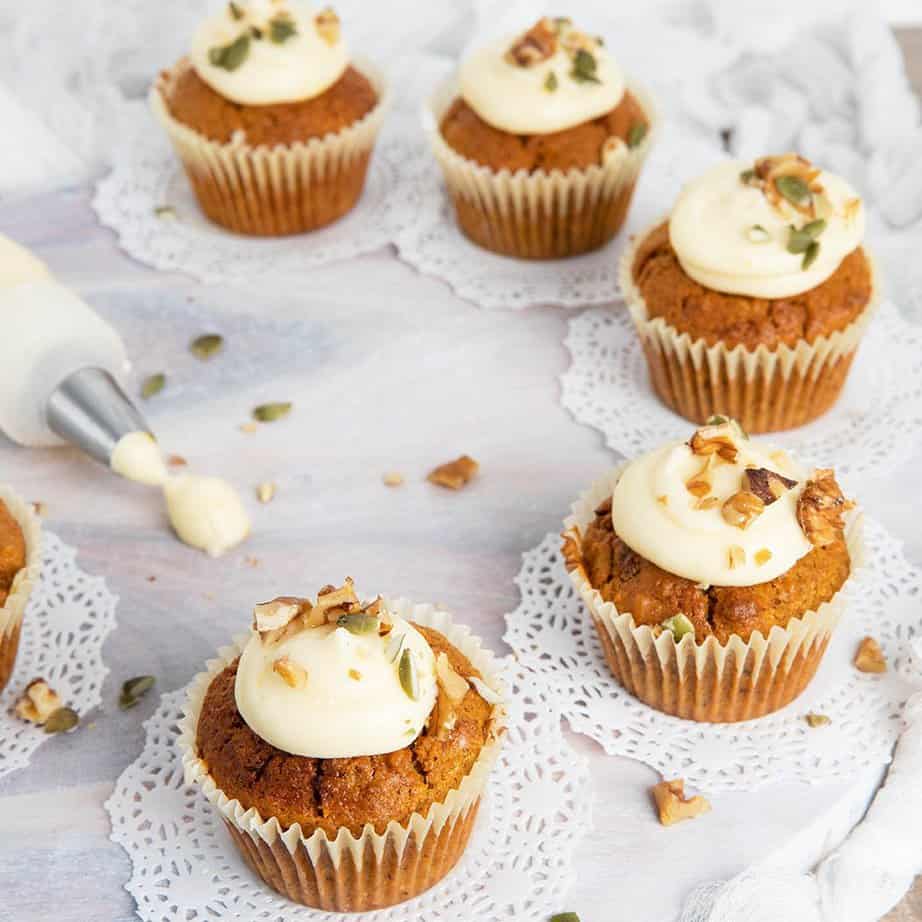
191;1;348;106
459;19;624;135
669;159;865;299
610;423;812;587
235;598;438;758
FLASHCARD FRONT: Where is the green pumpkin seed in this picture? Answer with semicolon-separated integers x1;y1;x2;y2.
141;373;166;400
269;15;297;43
570;49;600;84
398;648;419;700
228;1;244;19
544;71;558;92
551;914;581;922
209;33;251;71
252;402;292;423
801;218;827;238
660;613;695;641
44;707;79;734
154;205;176;220
739;168;756;184
627;122;647;149
337;613;380;635
774;175;811;206
746;224;770;244
120;675;156;710
190;333;224;360
802;240;820;270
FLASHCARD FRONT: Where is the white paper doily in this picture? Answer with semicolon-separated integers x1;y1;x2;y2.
106;661;591;922
504;518;920;794
0;531;118;779
395;126;724;310
561;299;922;481
93;119;424;286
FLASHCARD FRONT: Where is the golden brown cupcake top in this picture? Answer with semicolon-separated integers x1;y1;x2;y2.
0;499;26;607
632;221;872;350
196;621;496;836
564;420;854;642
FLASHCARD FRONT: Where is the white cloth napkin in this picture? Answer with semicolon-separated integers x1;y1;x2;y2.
681;643;922;922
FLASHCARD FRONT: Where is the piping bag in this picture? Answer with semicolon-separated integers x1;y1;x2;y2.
0;235;249;556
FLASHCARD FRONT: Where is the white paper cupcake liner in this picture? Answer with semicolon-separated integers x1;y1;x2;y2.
151;57;391;237
424;74;657;260
0;487;42;692
619;219;881;433
178;600;506;911
561;464;864;722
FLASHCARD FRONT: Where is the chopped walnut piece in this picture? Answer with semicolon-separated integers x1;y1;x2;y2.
721;491;765;530
168;454;188;468
315;7;340;44
348;668;362;681
805;713;831;728
689;425;738;463
753;153;823;216
256;481;276;504
657;495;668;506
695;496;720;510
382;472;404;487
253;597;306;639
727;545;746;569
743;467;798;505
14;679;62;725
427;455;479;490
754;548;772;566
506;18;557;66
652;779;712;827
854;636;887;674
273;657;307;689
797;469;852;548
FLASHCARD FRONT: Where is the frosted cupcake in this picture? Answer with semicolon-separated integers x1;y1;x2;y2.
0;488;41;693
152;2;388;236
562;419;861;722
180;582;504;910
622;154;877;432
428;17;655;259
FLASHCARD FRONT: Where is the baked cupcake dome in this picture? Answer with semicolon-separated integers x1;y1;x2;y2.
429;17;654;260
152;1;389;236
181;584;504;911
0;489;42;693
562;419;860;722
622;154;877;433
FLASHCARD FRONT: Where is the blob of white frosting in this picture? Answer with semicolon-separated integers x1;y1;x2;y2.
110;432;168;487
163;473;250;558
669;160;865;299
235;608;438;758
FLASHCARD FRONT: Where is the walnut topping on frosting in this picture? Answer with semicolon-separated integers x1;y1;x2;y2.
273;656;307;689
505;18;558;67
315;6;340;45
727;545;746;569
797;469;852;548
689;423;739;463
721;491;765;530
253;580;393;644
743;153;824;218
652;779;712;827
14;679;62;725
743;467;798;505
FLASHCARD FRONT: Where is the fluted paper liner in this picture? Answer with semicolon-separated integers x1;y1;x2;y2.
562;465;864;723
151;58;390;237
619;220;880;433
425;75;656;259
0;487;42;693
179;601;506;911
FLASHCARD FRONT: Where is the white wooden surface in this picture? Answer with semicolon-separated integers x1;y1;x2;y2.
0;184;918;922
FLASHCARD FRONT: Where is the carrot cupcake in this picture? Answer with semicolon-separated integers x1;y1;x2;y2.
562;418;861;722
428;17;654;259
152;1;388;236
622;154;876;432
180;581;504;911
0;488;41;693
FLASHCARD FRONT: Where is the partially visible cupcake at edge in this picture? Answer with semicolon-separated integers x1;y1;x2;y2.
428;16;655;259
562;418;860;722
152;1;388;236
180;581;504;911
0;487;41;693
622;154;876;432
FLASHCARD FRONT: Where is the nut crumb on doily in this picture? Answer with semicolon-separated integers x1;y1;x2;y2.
854;636;887;673
13;679;62;725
